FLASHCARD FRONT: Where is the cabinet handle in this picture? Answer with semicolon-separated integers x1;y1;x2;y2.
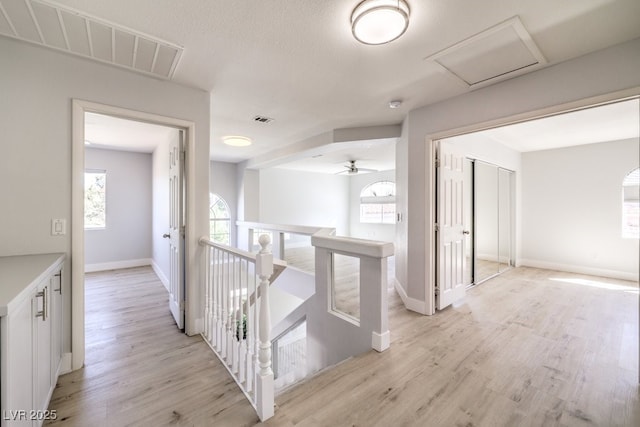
35;286;47;321
54;271;62;294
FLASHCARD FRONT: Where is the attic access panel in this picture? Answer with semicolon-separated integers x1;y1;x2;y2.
426;16;547;88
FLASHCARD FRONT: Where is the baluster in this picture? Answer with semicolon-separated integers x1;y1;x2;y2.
203;246;209;341
217;248;223;350
212;248;218;348
237;254;245;382
231;254;239;373
210;248;215;345
252;261;259;395
221;251;228;358
214;248;219;344
209;246;215;344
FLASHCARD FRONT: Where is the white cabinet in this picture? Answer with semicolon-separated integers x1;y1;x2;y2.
0;254;65;427
49;271;63;385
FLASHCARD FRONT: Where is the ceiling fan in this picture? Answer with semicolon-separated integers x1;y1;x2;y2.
337;160;377;175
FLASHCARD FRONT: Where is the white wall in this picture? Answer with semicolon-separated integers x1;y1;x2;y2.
0;36;210;351
349;170;396;242
84;148;152;269
258;168;350;235
210;160;238;246
521;139;639;279
399;37;640;313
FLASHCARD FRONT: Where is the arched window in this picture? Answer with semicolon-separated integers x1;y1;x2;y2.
622;168;639;238
210;193;231;245
360;181;396;224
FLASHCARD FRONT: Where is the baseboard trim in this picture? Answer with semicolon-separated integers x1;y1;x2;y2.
84;258;151;273
393;279;431;315
151;259;170;291
519;259;639;282
60;352;73;374
372;331;390;352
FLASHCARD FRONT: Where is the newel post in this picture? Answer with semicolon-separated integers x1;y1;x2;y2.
255;234;274;421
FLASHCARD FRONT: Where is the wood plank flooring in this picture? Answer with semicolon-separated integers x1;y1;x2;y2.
47;266;639;426
46;267;259;426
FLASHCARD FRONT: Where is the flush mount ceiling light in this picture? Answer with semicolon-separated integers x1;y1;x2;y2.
223;136;252;147
351;0;410;45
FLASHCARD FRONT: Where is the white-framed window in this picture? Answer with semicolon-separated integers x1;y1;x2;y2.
210;193;231;245
622;168;639;239
359;181;396;224
84;170;106;229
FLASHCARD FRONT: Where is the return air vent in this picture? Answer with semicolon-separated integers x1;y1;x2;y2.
0;0;183;79
253;115;274;124
425;16;546;88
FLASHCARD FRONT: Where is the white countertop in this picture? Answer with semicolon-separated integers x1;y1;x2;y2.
0;253;65;317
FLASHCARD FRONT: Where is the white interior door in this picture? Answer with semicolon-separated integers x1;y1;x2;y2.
436;140;467;310
168;130;185;329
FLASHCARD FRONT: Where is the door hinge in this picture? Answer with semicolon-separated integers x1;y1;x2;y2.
435;158;440;168
434;223;439;232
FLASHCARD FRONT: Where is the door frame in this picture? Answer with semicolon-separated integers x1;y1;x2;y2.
71;99;196;370
424;87;640;315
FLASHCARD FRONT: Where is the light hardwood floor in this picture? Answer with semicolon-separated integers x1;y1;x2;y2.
48;266;639;426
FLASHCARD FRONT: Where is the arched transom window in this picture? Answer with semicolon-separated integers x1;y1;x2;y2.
210;193;231;245
360;181;396;224
622;168;639;239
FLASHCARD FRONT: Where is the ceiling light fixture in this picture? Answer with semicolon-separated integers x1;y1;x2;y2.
223;136;252;147
351;0;410;45
389;100;403;109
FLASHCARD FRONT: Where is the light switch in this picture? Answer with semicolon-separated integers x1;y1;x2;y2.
51;219;66;236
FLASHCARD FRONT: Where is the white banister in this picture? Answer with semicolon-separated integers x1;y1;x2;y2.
199;235;280;422
255;234;274;420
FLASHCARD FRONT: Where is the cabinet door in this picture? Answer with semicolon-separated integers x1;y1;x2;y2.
33;281;52;413
5;294;34;426
50;270;63;381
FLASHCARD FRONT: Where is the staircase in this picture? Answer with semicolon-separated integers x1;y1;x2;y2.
199;222;394;421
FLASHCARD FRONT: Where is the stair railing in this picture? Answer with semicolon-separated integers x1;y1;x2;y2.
199;234;285;421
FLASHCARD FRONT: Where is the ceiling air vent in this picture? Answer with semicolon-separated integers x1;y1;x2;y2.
0;0;183;79
253;115;274;124
425;16;546;88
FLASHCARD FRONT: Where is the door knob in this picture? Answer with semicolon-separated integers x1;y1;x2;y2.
163;233;171;238
462;230;470;235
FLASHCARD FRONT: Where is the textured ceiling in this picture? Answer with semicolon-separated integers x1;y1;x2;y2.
10;0;640;166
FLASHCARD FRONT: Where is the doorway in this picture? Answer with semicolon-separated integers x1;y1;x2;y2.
82;112;185;330
435;142;516;310
71;100;195;370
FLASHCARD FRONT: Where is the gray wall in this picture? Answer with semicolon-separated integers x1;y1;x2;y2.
84;148;152;267
258;168;350;235
0;36;210;348
521;138;639;278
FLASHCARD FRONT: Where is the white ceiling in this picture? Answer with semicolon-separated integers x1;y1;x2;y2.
447;99;640;152
84;112;177;152
11;0;639;169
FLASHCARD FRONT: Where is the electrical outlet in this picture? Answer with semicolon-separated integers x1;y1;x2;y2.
51;219;66;236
